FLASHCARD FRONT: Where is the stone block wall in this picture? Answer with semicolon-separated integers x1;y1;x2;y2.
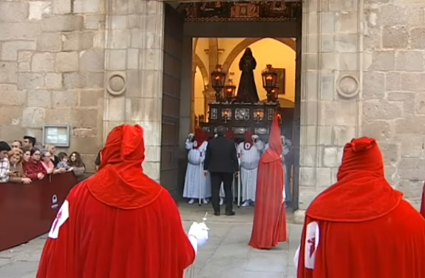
362;0;425;208
102;0;165;181
296;0;425;222
0;0;106;171
298;0;361;212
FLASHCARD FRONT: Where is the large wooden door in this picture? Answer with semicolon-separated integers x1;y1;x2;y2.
160;4;184;199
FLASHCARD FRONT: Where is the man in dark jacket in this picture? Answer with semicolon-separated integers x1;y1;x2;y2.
204;126;239;216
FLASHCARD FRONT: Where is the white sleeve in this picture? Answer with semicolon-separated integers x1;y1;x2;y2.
185;139;193;150
188;235;198;254
255;140;265;152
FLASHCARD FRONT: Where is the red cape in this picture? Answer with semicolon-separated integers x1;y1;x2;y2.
297;138;425;278
421;181;425;218
249;115;287;249
37;125;195;278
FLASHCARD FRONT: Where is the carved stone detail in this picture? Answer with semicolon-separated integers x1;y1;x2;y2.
106;72;126;96
336;75;359;99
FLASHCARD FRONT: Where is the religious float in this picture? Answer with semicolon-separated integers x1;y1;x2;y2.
199;48;293;142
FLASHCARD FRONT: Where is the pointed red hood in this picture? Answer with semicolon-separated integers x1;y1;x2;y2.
263;115;282;163
243;131;253;150
307;137;402;222
193;128;206;149
86;125;162;209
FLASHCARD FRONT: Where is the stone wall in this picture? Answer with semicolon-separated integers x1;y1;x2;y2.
296;0;425;222
297;0;361;217
102;0;165;182
0;0;106;171
362;0;425;207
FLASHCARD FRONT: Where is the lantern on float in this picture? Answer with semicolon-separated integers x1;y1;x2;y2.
261;64;278;102
223;79;236;102
211;65;226;102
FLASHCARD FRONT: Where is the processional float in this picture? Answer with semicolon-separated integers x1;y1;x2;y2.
199;59;282;207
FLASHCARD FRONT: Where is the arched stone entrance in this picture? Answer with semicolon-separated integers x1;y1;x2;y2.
222;38;296;72
101;0;363;220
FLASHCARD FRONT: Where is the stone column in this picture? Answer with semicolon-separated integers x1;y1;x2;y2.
295;0;362;222
103;0;164;180
208;38;218;90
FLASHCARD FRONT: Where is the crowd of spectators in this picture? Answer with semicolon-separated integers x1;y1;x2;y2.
0;136;86;184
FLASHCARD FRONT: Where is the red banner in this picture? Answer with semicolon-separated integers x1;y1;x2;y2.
0;172;78;251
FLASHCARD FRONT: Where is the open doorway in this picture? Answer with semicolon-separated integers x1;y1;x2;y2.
162;1;302;210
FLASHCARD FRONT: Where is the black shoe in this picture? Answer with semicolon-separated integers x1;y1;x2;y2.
214;211;220;216
225;211;235;216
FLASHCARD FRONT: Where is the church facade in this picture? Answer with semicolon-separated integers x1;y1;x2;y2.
0;0;424;219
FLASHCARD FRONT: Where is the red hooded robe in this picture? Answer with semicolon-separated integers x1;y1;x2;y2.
249;115;288;249
243;131;254;150
37;125;195;278
297;137;425;278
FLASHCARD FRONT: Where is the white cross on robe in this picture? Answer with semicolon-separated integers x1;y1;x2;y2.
48;200;70;239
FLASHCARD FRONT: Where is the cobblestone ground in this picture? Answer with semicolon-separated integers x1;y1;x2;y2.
0;204;302;278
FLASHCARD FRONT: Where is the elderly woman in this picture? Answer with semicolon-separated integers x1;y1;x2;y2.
8;148;31;184
41;150;65;175
45;144;60;167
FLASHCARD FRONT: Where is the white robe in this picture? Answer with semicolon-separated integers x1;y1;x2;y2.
237;140;264;202
183;140;211;199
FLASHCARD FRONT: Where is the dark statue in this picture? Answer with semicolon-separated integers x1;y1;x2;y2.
235;48;260;103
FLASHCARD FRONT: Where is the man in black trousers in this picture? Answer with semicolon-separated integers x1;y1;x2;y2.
204;126;239;216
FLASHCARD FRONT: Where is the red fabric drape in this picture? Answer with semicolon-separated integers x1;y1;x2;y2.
297;137;425;278
249;115;287;249
37;125;195;278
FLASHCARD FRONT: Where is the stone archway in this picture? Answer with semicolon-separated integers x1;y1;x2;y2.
222;38;296;72
192;53;209;88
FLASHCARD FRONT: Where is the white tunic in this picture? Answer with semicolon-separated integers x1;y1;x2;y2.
183;140;211;199
237;140;264;202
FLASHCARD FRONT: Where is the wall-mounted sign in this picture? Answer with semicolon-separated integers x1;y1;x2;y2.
42;125;71;148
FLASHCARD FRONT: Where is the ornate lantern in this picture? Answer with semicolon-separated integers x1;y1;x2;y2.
224;79;236;102
211;65;226;102
261;64;278;102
